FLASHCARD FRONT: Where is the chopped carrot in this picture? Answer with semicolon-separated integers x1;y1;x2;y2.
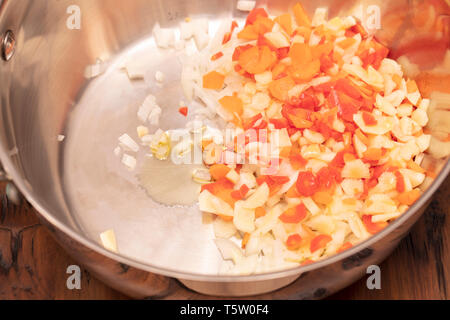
343;198;357;205
343;152;356;162
362;112;377;126
211;51;224;61
279;203;307;224
238;45;277;74
392;74;403;88
311;43;333;59
245;7;269;26
406;79;419;93
237;25;259;40
294;26;312;41
242;232;251;249
232;44;253;61
286;234;303;250
216;188;237;208
222;20;238;44
253;17;275;35
337;242;353;253
178;106;188;117
362;215;388;234
275;13;293;35
301;259;315;265
293;3;311;27
355;128;369;145
363;148;384;161
397;189;421;206
203;71;225;90
337;37;357;49
290;153;307;170
395;171;405;193
218;214;233;222
286;184;300;198
335;78;362;100
283;107;313;129
268;76;296;101
255;206;266;218
312;191;333;205
289;59;321;83
201;139;212;150
231;184;250;200
407;160;426;173
272;62;287;80
219;94;244;115
310;234;332;253
210;164;231;180
289;43;312;63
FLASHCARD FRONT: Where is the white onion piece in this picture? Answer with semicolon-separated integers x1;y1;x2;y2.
118;134;139;152
100;229;118;252
214;238;243;264
121;154;137;171
237;1;256;12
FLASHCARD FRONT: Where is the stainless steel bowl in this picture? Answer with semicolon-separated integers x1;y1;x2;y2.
0;0;449;298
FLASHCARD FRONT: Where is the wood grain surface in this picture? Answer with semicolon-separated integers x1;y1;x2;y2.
0;176;448;300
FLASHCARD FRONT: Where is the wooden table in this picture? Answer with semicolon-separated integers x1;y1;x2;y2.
0;176;448;300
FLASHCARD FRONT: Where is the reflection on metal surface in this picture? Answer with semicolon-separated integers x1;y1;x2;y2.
1;30;15;61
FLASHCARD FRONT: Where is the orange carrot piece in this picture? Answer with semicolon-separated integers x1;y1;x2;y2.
407;160;426;173
312;191;333;205
310;234;332;253
293;3;311;27
363;148;384;161
286;234;303;250
268;76;296;101
362;215;388;234
301;259;315;265
355;129;370;146
289;42;312;63
286;184;300;198
289;59;321;83
337;242;353;253
237;25;259;40
219;94;244;115
392;74;402;88
362;112;377;126
275;13;293;35
210;164;231;180
272;62;287;80
337;37;357;49
397;189;421;205
238;45;277;74
395;171;405;193
406;79;419;93
218;214;233;222
202;139;212;150
255;206;266;218
242;232;251;249
253;17;275;34
311;42;333;59
211;51;224;61
279;204;307;224
203;71;225;90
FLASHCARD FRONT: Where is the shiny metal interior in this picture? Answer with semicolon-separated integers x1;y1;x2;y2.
0;0;449;297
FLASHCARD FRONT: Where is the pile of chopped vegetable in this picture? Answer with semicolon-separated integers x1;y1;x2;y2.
192;3;431;274
111;1;433;275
